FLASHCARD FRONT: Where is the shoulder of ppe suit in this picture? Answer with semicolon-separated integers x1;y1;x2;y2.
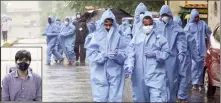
172;22;183;32
200;20;208;26
184;24;191;32
69;24;76;29
154;30;167;43
90;32;100;41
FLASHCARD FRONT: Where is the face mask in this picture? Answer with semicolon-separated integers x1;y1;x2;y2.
56;21;60;24
140;14;144;20
64;21;69;25
17;62;30;71
162;16;169;23
48;18;52;24
122;21;126;24
77;15;80;18
143;25;153;34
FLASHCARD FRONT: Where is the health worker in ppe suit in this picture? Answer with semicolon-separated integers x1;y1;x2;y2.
59;17;76;65
54;16;64;63
125;11;170;102
86;9;127;102
118;17;133;50
174;16;201;103
42;16;64;65
84;20;101;65
157;5;187;102
184;9;212;90
132;2;147;37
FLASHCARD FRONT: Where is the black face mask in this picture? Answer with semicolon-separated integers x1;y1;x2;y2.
48;18;52;24
17;62;30;71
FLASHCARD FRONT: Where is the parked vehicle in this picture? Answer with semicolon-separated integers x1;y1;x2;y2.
204;23;220;96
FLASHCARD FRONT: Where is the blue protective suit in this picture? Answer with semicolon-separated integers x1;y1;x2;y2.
119;18;132;49
86;9;126;102
59;17;76;62
125;11;169;102
174;16;200;100
184;9;212;85
54;17;64;61
157;5;187;102
85;20;100;64
173;16;182;26
43;16;63;64
87;22;96;34
132;3;147;36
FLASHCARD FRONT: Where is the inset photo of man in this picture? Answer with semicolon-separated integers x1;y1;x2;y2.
1;47;42;101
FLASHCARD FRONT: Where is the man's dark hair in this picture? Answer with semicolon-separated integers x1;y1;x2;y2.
15;50;31;62
143;16;152;20
104;18;114;23
65;18;69;22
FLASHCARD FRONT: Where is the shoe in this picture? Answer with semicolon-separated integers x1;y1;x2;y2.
198;85;204;91
68;61;74;65
75;61;80;66
59;58;64;64
80;62;86;66
55;60;58;63
192;84;198;90
46;63;50;66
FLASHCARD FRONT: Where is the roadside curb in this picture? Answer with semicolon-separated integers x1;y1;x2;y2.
1;38;23;47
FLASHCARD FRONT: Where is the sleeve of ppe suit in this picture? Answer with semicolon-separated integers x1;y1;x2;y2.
114;50;127;65
46;25;59;36
124;38;136;70
87;36;107;64
46;32;58;36
176;31;187;56
42;25;48;36
84;34;92;49
155;36;170;63
61;25;75;36
204;22;212;38
187;32;200;62
113;35;128;64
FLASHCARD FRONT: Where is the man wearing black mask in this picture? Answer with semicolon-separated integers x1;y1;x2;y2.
2;50;42;101
73;12;89;65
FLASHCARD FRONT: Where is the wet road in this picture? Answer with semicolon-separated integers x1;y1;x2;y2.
12;38;219;102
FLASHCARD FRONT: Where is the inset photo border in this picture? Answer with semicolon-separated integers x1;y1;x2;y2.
1;46;43;101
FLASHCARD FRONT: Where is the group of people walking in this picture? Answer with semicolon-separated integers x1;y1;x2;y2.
43;13;89;65
85;3;211;103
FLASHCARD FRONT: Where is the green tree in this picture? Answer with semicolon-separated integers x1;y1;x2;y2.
50;1;74;20
66;0;164;15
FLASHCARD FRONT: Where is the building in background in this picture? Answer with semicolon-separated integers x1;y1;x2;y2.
208;1;220;30
2;1;42;39
166;0;208;27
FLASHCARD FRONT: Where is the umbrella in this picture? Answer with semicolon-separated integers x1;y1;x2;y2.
78;8;132;24
1;15;12;21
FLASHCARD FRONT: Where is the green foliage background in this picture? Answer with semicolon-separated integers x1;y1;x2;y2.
66;0;164;15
